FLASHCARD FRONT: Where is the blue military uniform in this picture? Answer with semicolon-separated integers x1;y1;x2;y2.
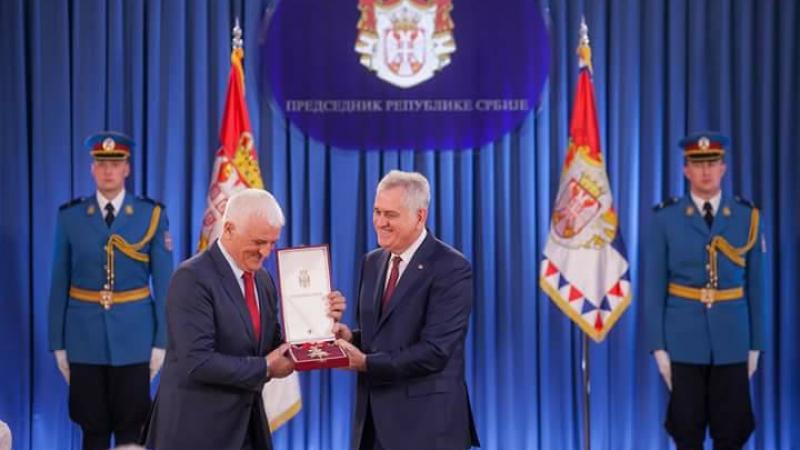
48;193;173;364
47;131;173;450
644;194;766;364
644;131;767;449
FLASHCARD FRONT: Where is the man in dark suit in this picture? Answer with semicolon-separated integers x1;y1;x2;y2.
336;170;480;450
144;188;344;450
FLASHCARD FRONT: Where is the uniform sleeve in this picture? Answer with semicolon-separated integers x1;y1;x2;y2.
746;210;767;351
643;210;669;352
48;211;71;351
365;257;473;383
149;207;174;348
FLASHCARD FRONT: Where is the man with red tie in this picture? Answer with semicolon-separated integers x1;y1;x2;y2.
144;188;344;450
336;170;480;450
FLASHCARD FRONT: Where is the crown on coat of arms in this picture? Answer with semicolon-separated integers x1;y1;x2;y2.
577;173;602;198
391;8;421;30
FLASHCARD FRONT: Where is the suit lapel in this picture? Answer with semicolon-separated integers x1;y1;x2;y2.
371;252;391;328
255;271;275;353
376;234;435;332
209;242;258;348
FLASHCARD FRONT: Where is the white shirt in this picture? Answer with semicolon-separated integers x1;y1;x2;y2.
96;189;125;218
383;228;428;289
218;239;260;312
690;191;722;216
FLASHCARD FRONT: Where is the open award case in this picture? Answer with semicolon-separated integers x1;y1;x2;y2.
275;245;348;371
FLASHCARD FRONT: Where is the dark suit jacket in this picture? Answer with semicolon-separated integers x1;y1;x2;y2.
351;232;480;450
144;241;282;450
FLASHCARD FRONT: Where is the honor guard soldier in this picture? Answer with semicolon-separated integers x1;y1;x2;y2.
644;132;766;450
48;131;174;450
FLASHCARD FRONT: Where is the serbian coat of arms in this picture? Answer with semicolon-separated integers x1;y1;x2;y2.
549;142;618;250
355;0;456;88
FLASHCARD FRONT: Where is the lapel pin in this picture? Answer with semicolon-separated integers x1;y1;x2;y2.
125;205;134;215
686;206;694;216
418;264;424;270
87;205;95;215
722;206;731;217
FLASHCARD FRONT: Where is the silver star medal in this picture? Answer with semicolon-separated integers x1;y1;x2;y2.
308;346;329;359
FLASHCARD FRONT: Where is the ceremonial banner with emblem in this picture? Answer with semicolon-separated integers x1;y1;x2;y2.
539;26;631;342
198;24;302;430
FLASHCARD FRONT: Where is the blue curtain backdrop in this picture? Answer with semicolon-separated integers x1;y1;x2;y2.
1;1;798;449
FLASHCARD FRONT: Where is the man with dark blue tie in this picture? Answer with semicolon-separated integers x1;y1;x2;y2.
644;132;767;450
336;170;480;450
48;131;173;450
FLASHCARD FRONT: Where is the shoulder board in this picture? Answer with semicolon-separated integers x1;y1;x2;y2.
653;197;679;211
734;195;756;209
136;196;165;209
59;197;85;210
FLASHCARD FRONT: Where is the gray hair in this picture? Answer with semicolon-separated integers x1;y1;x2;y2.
222;188;285;228
376;170;430;212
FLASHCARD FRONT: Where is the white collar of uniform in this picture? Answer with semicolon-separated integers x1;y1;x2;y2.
218;239;246;282
690;191;722;216
392;228;428;264
96;189;126;215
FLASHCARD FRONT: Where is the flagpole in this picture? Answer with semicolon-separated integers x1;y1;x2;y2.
577;17;592;450
582;333;591;450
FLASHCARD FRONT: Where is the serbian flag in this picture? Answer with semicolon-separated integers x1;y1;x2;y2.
539;24;631;342
198;25;302;430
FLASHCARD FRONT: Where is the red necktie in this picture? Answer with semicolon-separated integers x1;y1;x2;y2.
242;272;261;342
381;256;403;313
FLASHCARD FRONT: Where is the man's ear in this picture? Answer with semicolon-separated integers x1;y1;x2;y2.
417;208;428;227
223;221;235;237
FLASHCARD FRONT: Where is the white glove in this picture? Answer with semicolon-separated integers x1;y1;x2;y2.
150;348;166;381
54;350;69;384
748;350;760;379
653;350;672;391
0;419;11;450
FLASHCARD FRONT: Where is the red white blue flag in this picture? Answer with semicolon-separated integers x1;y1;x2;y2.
539;23;631;342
